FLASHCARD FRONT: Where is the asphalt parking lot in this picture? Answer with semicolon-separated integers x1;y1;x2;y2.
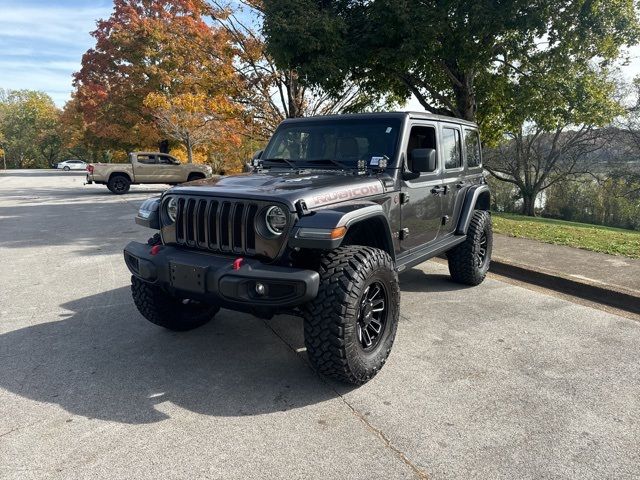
1;170;639;480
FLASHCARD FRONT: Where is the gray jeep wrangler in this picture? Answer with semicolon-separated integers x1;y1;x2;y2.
124;112;492;384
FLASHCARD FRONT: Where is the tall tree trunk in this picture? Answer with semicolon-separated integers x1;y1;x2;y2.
186;135;193;163
454;72;476;122
286;70;304;118
522;192;537;216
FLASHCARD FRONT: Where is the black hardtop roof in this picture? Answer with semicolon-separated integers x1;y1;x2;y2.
280;111;478;128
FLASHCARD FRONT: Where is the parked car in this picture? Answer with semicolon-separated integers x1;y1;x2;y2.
124;112;492;385
57;160;87;171
86;152;213;194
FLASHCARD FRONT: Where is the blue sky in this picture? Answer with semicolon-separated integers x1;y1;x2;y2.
2;0;640;109
0;0;113;106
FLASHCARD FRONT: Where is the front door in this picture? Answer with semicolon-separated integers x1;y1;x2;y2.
399;123;443;253
156;154;185;182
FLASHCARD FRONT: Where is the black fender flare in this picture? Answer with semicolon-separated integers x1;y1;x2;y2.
288;202;396;260
135;197;161;229
455;185;491;235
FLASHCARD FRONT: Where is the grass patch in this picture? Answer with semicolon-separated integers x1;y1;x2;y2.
492;212;640;259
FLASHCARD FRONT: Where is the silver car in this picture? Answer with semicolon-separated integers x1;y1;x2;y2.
57;160;87;171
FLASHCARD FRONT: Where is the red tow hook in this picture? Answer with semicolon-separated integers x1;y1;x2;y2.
150;245;161;256
233;257;244;270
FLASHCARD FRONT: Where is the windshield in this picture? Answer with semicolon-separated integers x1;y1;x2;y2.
262;118;402;169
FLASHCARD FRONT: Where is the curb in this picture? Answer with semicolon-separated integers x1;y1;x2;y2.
489;258;640;315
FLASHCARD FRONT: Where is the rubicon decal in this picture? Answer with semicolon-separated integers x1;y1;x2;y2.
312;185;381;205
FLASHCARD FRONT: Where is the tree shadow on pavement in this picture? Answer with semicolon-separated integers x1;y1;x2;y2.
0;287;336;424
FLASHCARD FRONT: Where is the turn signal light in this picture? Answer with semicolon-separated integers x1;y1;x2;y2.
295;227;348;240
330;227;348;239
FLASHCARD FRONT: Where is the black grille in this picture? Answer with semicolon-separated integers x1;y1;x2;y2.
175;197;260;255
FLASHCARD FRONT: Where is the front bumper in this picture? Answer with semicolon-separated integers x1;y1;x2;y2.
123;241;319;309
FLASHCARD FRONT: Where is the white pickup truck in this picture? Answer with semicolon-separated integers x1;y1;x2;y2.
86;152;213;194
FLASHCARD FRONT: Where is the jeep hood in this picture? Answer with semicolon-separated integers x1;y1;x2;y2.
169;171;388;211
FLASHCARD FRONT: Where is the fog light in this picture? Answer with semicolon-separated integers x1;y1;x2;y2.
255;283;266;296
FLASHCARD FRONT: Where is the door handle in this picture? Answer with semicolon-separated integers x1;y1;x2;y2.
455;181;466;189
431;186;446;196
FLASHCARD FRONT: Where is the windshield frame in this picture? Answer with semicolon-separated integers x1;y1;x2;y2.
262;117;405;170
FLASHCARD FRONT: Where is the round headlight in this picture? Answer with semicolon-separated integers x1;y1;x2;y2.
166;197;178;223
265;206;287;235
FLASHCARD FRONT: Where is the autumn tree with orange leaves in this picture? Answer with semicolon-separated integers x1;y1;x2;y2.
73;0;240;160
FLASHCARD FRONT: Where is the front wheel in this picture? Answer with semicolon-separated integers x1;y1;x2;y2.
131;276;219;331
63;166;70;171
447;210;493;286
303;246;400;385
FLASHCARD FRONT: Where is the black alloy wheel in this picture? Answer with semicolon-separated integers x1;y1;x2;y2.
477;231;488;268
112;177;128;192
357;281;388;351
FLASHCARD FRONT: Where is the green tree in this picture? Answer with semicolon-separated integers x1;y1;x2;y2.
0;90;61;168
262;0;638;130
483;66;623;216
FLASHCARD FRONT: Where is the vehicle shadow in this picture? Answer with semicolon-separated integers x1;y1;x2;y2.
399;266;476;293
0;287;335;424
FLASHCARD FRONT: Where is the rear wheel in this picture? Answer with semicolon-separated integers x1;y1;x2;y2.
131;276;219;331
447;210;492;286
303;246;400;385
107;175;131;194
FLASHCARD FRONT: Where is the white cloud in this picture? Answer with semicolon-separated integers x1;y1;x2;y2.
0;5;108;44
0;3;112;106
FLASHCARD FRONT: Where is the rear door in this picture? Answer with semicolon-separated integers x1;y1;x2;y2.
132;154;157;182
399;121;443;253
439;123;467;235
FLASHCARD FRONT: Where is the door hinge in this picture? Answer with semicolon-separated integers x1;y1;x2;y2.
399;228;410;240
400;192;410;205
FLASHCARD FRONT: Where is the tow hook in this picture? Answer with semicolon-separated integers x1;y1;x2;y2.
233;258;244;270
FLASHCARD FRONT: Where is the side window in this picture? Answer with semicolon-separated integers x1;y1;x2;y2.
137;154;156;165
464;129;482;168
406;125;436;172
442;127;462;169
157;155;177;165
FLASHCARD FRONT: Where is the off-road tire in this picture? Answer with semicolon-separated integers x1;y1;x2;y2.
107;175;131;194
303;246;400;385
447;210;492;286
131;276;219;331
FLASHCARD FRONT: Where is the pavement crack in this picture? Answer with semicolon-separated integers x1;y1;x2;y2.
262;318;429;480
0;419;44;439
336;397;429;480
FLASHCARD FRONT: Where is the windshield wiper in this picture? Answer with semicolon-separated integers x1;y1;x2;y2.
305;158;353;170
261;157;297;169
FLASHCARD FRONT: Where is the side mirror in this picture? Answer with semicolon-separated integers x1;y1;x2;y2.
410;148;437;173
